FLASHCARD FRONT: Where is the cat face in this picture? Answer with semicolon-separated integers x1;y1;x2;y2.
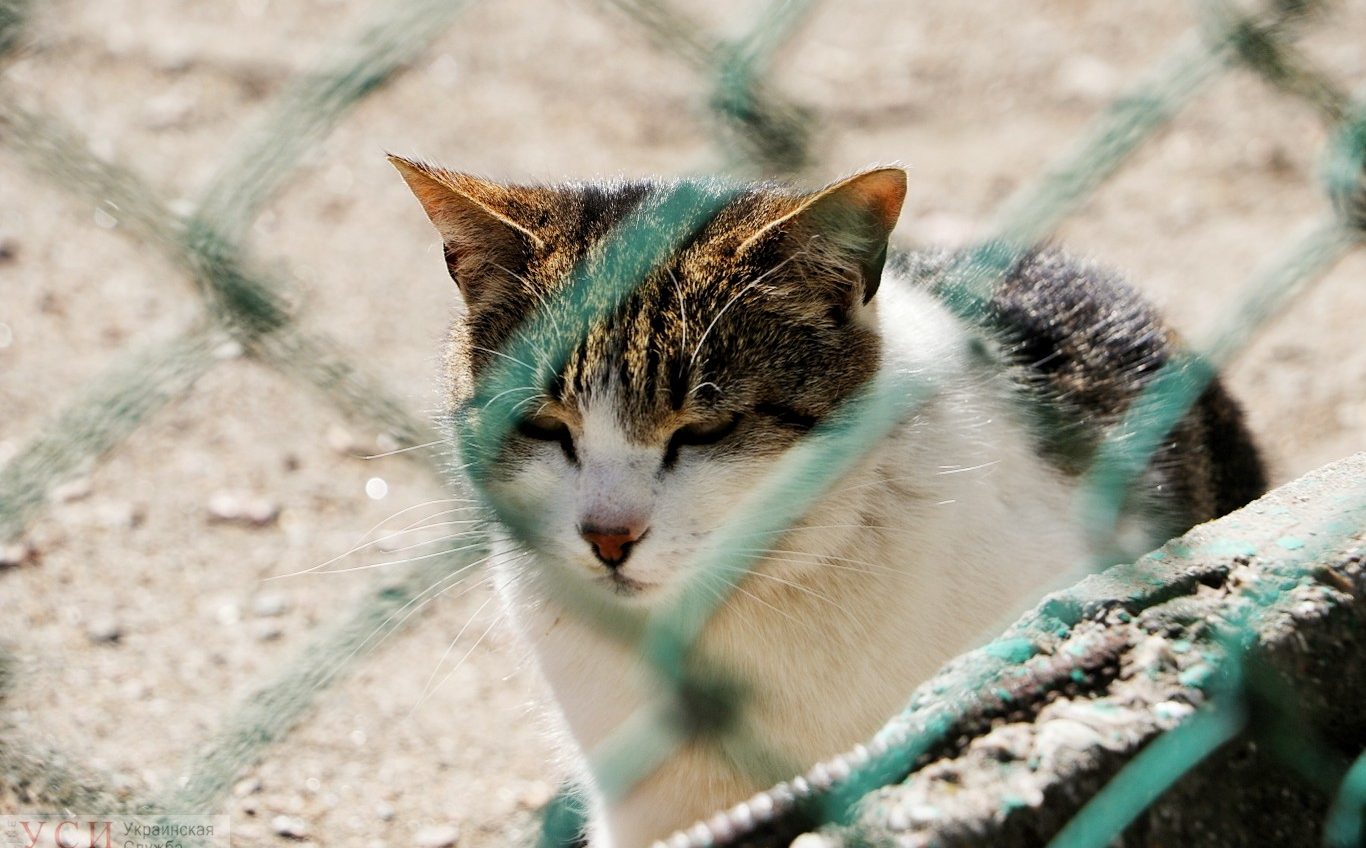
392;159;905;601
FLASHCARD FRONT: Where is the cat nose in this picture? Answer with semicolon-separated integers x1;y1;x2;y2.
579;522;648;567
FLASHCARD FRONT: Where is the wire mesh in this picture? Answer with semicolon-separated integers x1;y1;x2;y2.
1;0;1364;846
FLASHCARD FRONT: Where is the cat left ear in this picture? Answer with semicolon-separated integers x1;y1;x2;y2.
388;155;545;304
742;167;906;307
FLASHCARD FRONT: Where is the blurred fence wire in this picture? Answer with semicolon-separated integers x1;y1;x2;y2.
1;0;1364;846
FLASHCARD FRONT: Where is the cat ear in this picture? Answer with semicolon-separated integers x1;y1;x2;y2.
742;167;906;307
388;155;544;301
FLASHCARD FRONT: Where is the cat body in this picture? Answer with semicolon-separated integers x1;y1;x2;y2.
390;160;1265;847
493;272;1095;846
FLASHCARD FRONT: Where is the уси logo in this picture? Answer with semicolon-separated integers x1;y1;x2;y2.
1;815;231;848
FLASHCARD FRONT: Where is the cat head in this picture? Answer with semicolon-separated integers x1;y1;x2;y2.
392;158;905;601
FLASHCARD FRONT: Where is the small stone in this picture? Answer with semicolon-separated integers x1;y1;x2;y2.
0;541;37;568
214;340;245;360
234;776;263;797
94;500;143;530
142;90;196;130
149;40;194;73
375;803;395;822
86;618;123;644
110;772;139;797
215;601;242;626
1056;55;1120;102
251;592;291;617
327;426;360;456
271;815;308;839
253;621;283;642
414;825;460;848
208;491;280;527
120;680;149;700
51;477;93;503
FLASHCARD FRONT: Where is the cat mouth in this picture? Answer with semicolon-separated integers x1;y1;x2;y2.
597;571;653;597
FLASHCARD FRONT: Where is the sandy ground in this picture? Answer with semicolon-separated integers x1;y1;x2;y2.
1;0;1364;845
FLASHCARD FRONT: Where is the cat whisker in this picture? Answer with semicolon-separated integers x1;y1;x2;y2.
688;247;814;369
731;522;905;540
482;384;542;410
734;568;850;615
735;546;906;577
470;344;540;375
414;593;497;709
689;275;769;369
490;260;568;349
375;566;488;664
269;505;486;580
707;557;838;604
697;572;769;644
365;496;482;532
512;394;551;416
360;438;448;460
409;604;511;718
307;547;512;696
348;523;489;559
670;268;688;356
823;471;934;496
936;459;1001;476
739;553;902;581
830;464;1001;497
311;539;490;576
711;568;806;628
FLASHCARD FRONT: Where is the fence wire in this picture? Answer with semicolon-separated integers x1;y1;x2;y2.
0;0;1364;846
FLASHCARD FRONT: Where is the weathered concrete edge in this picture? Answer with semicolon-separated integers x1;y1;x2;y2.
652;452;1366;848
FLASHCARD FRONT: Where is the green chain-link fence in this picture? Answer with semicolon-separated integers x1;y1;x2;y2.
1;0;1363;845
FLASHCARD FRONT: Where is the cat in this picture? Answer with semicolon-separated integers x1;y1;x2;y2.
389;157;1266;848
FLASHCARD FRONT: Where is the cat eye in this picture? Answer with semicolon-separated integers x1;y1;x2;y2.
664;413;740;468
516;415;577;463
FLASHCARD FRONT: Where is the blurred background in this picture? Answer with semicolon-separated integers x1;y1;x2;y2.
1;0;1364;845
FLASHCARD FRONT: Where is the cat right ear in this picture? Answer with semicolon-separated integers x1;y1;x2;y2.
388;155;544;301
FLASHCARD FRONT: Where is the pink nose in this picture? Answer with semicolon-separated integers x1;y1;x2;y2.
579;522;647;567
